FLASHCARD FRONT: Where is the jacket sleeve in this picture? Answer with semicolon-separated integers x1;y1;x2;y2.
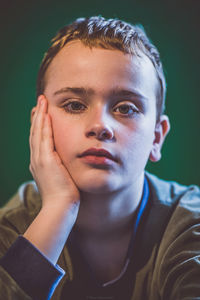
0;184;66;299
153;186;200;300
0;264;32;300
0;235;65;300
0;221;32;300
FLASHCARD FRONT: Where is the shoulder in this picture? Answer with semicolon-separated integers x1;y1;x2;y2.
0;181;41;256
142;172;200;266
0;181;41;217
144;173;200;298
0;181;41;219
145;171;200;246
145;171;200;210
139;172;200;260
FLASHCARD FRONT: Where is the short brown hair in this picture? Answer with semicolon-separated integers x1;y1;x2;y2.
36;16;166;120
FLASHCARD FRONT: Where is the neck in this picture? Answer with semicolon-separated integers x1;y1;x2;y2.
74;172;145;240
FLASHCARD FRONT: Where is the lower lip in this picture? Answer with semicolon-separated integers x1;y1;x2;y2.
80;155;116;166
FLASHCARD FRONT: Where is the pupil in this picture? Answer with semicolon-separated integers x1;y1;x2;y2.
119;105;129;113
72;102;82;110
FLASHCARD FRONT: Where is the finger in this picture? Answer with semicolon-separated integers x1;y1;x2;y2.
29;99;41;177
31;96;48;141
32;96;47;133
30;95;43;139
29;100;42;161
29;103;40;166
41;114;55;155
30;96;47;160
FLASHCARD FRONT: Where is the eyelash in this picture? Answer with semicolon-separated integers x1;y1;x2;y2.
63;101;86;113
62;100;139;117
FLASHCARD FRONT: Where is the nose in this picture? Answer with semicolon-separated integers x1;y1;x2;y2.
86;125;114;140
85;108;114;141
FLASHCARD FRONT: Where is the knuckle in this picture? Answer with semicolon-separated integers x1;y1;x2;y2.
29;163;34;175
41;155;52;166
29;134;32;144
37;155;48;168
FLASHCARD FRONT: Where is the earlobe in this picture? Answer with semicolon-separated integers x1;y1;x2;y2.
149;115;170;162
150;144;161;162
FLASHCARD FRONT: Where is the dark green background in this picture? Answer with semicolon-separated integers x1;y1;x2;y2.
0;0;199;206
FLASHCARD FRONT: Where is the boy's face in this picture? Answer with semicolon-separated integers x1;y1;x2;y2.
42;40;169;193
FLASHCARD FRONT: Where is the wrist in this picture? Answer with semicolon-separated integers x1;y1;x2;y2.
24;200;80;265
41;195;80;211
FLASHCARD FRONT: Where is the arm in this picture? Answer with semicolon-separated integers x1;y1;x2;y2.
0;236;64;300
159;225;200;300
24;95;80;265
152;189;200;300
0;265;31;300
0;95;80;299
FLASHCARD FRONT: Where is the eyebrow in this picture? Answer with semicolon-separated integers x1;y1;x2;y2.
53;87;94;97
53;86;147;101
110;88;147;101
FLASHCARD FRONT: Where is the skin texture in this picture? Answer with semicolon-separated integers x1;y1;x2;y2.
44;41;167;195
26;41;170;279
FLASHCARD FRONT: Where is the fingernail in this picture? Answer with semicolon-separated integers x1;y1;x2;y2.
40;98;45;108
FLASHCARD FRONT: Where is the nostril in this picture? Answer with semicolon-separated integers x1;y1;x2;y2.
100;130;112;139
87;131;96;137
86;125;114;140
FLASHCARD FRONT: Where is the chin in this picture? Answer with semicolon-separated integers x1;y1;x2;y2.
77;177;120;194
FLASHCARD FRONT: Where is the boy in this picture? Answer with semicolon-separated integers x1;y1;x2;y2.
0;16;200;300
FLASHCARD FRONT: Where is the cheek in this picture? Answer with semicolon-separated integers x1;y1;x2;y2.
120;122;155;161
51;117;71;144
49;111;79;155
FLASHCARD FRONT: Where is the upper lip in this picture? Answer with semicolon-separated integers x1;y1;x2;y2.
78;148;118;162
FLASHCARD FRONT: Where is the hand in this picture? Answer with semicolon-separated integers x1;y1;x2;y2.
29;95;80;211
24;96;80;264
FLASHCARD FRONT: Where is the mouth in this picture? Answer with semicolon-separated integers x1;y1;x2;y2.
78;148;118;165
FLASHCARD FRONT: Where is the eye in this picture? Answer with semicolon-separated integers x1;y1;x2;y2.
113;103;139;116
63;101;87;113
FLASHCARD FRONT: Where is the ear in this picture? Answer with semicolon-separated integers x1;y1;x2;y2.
149;115;170;162
30;95;44;123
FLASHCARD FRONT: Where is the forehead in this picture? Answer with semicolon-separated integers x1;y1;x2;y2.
44;40;158;101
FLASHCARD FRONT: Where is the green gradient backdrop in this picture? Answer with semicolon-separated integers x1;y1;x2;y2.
0;0;199;206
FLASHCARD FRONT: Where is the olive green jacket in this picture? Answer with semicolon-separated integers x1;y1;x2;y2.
0;172;200;300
